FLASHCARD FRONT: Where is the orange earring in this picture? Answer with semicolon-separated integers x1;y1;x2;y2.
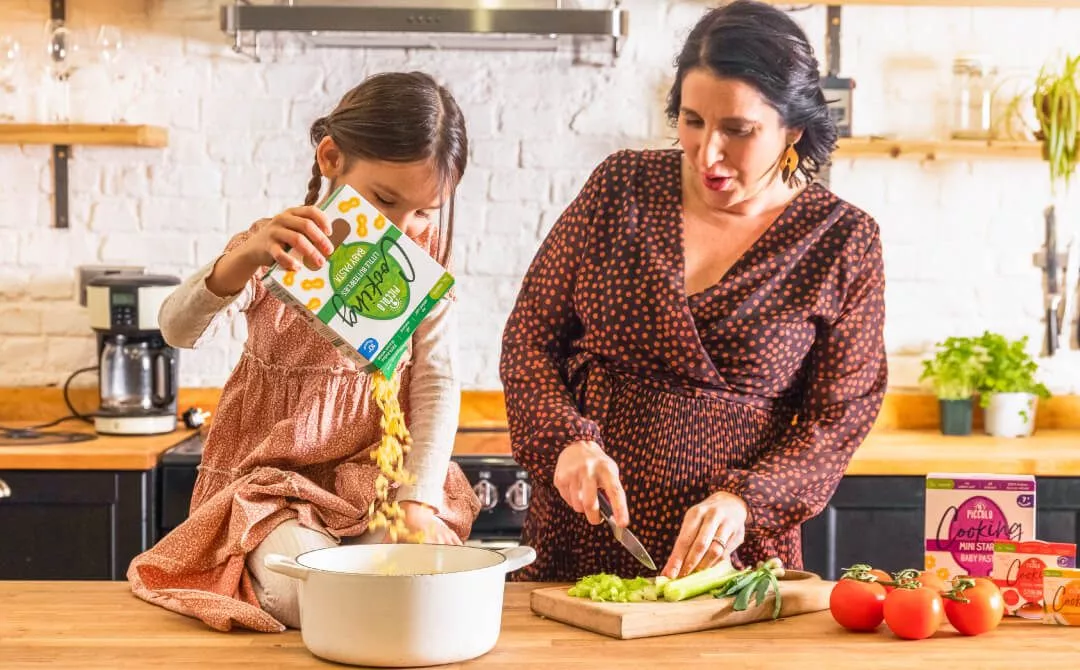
780;143;800;185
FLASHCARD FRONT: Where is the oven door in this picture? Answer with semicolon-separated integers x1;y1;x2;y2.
465;536;521;550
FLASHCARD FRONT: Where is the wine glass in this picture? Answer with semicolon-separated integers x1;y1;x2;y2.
44;20;80;122
96;25;123;67
0;36;20;121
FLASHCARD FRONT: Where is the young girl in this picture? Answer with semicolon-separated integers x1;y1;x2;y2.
127;72;481;633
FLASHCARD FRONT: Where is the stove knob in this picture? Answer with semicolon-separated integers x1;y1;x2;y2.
473;479;498;511
505;480;531;512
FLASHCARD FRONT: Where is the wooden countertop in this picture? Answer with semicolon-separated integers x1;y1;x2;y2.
456;428;1080;477
5;419;1080;476
2;581;1078;668
0;422;197;471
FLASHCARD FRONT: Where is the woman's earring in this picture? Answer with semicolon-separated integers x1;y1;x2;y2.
780;143;800;186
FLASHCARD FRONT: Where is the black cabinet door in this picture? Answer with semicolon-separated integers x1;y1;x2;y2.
1035;478;1080;545
0;470;155;580
802;476;926;581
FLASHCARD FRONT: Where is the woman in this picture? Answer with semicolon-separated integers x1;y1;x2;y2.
499;0;887;582
127;72;480;632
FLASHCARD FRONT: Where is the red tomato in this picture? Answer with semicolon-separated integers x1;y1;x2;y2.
944;583;1005;636
971;577;1000;592
829;578;887;631
868;569;895;592
917;570;949;594
884;587;944;640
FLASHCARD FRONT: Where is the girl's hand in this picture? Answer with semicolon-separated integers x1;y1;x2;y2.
240;206;336;272
393;501;463;545
662;491;749;579
553;440;630;528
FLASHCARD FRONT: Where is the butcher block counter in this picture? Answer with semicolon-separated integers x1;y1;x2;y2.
2;581;1079;669
455;428;1080;476
5;420;1080;476
0;422;197;470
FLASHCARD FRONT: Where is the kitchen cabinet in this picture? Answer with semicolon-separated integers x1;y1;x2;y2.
0;469;156;580
802;476;1080;580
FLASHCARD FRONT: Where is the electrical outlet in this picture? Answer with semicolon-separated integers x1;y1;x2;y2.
76;264;145;307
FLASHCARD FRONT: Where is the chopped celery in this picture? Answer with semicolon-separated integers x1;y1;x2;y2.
567;574;662;602
661;561;745;602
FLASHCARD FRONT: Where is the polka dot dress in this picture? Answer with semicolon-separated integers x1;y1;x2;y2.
499;149;887;581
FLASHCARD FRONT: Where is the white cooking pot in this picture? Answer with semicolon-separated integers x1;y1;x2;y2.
264;543;536;667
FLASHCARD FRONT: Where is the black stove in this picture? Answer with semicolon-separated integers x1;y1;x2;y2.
156;433;530;546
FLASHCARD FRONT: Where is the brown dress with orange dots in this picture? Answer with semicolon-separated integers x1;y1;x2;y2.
499;149;887;581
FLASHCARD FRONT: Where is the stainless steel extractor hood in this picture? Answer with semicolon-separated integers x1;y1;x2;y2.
220;1;630;60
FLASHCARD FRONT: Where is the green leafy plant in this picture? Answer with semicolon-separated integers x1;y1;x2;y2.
974;331;1051;408
1033;53;1080;194
919;336;985;400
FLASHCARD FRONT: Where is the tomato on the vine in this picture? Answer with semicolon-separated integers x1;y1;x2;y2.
883;586;944;640
943;577;1004;636
868;569;895;592
830;580;887;631
828;564;889;631
917;570;949;594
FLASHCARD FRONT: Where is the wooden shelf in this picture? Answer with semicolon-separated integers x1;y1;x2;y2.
765;1;1080;7
0;123;168;148
834;136;1043;160
0;124;168;228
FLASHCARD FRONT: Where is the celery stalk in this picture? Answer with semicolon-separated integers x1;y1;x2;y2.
661;561;745;602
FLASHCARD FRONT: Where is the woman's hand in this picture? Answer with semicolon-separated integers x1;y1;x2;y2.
662;491;749;579
394;501;463;545
240;206;336;272
554;440;630;527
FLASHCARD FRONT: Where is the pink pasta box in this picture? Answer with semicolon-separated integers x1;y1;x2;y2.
924;473;1036;581
992;540;1076;618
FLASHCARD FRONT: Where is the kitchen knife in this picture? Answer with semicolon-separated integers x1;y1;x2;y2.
1063;236;1079;349
597;490;657;571
1045;206;1060;356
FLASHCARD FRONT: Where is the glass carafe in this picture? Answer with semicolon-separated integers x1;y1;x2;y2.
100;335;153;411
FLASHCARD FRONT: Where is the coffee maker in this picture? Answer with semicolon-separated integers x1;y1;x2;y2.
86;274;181;435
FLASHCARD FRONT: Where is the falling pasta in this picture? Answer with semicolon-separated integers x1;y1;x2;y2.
367;370;425;544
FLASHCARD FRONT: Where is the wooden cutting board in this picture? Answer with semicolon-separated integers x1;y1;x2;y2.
529;569;834;639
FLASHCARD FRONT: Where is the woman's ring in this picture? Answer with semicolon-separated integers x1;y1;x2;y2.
712;537;726;550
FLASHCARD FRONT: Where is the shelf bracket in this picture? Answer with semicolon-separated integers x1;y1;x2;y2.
52;145;70;229
48;0;69;228
825;5;841;78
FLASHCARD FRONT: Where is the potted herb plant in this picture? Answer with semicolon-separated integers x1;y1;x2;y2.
975;331;1051;438
919;336;985;436
1033;52;1080;194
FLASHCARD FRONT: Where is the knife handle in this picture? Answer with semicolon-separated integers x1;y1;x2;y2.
596;490;614;520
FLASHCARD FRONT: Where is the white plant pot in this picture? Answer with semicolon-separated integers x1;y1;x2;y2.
984;392;1037;438
265;543;535;667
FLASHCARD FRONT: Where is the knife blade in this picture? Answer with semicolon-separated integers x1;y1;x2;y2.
596;490;657;571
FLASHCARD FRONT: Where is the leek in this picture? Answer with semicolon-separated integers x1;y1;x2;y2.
661;561;745;602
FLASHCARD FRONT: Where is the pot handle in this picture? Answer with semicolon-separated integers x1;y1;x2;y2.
498;546;537;574
263;554;311;582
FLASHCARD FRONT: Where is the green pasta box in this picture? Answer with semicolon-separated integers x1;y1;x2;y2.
261;183;454;377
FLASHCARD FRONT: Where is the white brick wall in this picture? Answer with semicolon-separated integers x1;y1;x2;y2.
3;0;1080;394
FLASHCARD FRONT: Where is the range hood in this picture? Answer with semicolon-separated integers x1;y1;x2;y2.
220;1;630;60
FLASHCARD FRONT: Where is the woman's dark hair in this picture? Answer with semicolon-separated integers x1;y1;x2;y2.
665;0;836;184
305;71;467;266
